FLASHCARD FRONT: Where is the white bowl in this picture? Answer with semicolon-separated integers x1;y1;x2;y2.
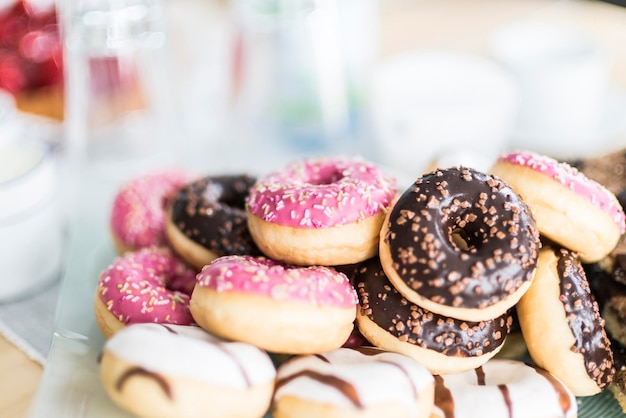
370;50;519;176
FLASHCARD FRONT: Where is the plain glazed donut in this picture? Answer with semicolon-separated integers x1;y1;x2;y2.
353;256;511;375
190;255;358;354
379;167;540;322
246;156;397;266
94;247;197;339
100;323;276;418
272;347;435;418
432;359;577;418
166;175;261;270
110;169;191;254
490;151;625;262
517;247;615;396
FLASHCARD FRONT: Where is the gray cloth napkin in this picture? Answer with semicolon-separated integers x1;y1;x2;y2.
0;278;60;364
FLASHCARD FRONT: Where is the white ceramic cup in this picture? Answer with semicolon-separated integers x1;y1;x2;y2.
491;21;611;158
370;51;519;177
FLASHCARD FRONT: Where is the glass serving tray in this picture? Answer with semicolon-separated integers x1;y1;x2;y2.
28;155;626;418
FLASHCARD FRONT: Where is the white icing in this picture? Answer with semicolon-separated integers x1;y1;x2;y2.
433;359;577;418
104;323;276;388
274;347;433;414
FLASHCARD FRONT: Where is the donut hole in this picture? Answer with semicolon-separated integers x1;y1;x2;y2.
307;167;345;186
449;224;488;254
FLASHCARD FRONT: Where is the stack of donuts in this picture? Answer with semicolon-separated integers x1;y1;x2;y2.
93;152;625;418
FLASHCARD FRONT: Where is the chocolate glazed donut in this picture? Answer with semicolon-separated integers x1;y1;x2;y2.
555;248;613;390
517;247;614;396
166;175;262;270
379;167;541;322
353;256;511;375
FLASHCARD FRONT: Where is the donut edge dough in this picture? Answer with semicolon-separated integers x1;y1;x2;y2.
491;160;621;263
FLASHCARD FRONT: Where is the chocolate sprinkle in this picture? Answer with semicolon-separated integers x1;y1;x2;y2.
383;167;540;309
169;175;261;256
353;257;511;357
556;248;615;389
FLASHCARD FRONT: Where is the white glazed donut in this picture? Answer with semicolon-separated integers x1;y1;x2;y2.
432;359;577;418
272;347;435;418
99;323;276;418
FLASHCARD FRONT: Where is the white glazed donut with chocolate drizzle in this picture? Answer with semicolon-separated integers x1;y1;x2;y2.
99;323;276;418
432;359;577;418
272;347;435;418
517;247;615;396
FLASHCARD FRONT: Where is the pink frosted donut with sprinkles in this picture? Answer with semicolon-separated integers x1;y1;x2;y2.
491;150;626;262
110;169;192;254
246;156;397;266
94;246;197;339
189;255;358;354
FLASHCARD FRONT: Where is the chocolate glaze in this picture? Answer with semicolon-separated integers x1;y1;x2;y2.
170;175;261;256
383;167;540;309
116;366;172;399
556;248;615;389
275;370;363;408
354;257;511;357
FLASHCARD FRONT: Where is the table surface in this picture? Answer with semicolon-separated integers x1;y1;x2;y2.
3;0;626;417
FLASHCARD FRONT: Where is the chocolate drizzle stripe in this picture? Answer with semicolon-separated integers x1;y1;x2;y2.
158;324;178;334
214;343;252;388
434;375;455;418
116;367;172;400
317;349;419;398
497;384;513;418
314;354;331;363
475;366;485;386
276;370;363;409
529;364;572;416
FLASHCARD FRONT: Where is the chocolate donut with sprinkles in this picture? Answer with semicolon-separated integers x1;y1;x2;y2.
379;166;541;322
99;323;276;418
272;347;435;418
246;156;397;266
517;247;615;396
94;247;197;339
165;175;261;270
353;256;512;375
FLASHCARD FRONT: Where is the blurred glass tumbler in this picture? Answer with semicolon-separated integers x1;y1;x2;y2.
491;22;611;157
231;0;378;152
62;0;174;176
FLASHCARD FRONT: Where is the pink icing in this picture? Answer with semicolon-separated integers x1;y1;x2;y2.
246;157;397;228
196;255;358;309
97;247;197;325
110;169;191;250
499;151;626;233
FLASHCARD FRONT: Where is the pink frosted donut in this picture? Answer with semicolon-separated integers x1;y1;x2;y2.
246;156;397;266
94;246;197;339
491;150;625;262
190;255;358;354
110;169;191;254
